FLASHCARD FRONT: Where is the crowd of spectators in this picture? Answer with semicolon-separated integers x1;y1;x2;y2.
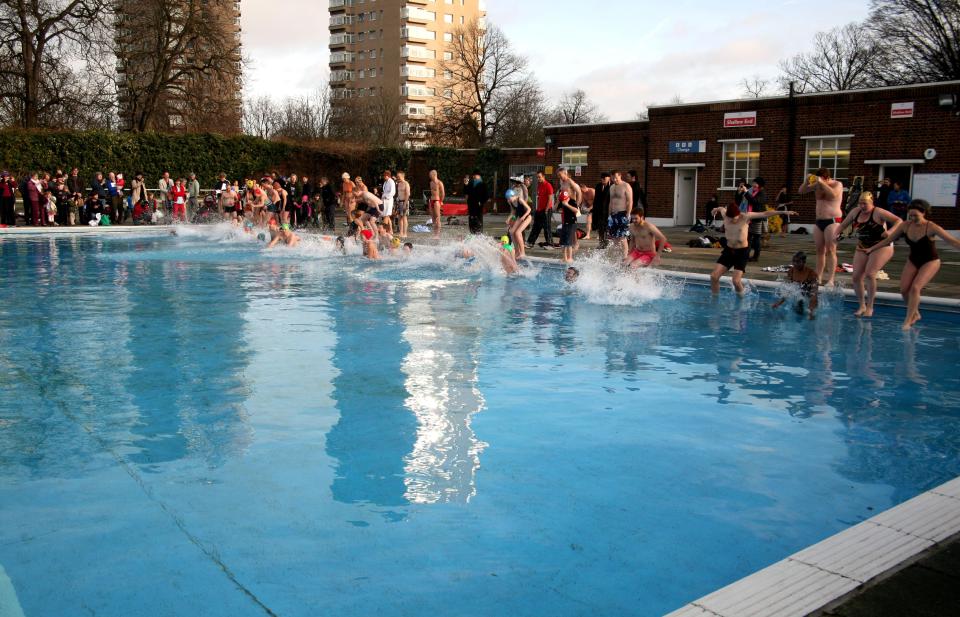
0;169;354;229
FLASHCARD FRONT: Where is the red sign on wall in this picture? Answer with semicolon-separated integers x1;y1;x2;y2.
891;102;914;118
723;111;757;128
536;148;545;157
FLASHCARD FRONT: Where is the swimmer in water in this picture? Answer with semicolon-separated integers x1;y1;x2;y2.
499;235;519;274
361;228;381;260
267;223;300;248
335;235;347;255
565;267;580;282
772;251;819;319
243;220;255;235
403;242;413;253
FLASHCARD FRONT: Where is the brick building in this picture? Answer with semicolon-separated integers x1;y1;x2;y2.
544;81;960;229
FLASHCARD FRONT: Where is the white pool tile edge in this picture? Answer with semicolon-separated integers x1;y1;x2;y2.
664;475;960;617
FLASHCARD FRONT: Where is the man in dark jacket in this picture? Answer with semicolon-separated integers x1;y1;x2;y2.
90;172;107;206
627;170;647;210
593;172;612;248
465;170;488;234
739;177;768;261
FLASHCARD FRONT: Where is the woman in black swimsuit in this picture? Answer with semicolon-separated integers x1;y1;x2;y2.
835;192;901;317
866;199;960;330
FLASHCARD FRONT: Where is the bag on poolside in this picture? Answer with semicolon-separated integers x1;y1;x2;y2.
100;214;111;226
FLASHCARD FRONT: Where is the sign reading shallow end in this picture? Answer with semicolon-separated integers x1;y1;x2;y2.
723;111;756;128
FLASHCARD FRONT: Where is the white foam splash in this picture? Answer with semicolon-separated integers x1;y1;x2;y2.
567;251;683;306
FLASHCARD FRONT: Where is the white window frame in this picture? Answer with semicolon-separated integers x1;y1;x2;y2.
804;135;852;185
560;146;588;168
719;139;762;190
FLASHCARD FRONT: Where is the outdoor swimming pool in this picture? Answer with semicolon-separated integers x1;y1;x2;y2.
1;229;959;617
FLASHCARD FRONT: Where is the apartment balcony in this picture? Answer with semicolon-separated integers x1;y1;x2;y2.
400;65;435;81
401;104;435;117
331;70;354;83
329;33;354;47
401;26;435;41
330;51;355;64
401;6;435;23
330;14;353;29
401;45;436;63
329;0;352;10
400;123;428;137
401;84;435;98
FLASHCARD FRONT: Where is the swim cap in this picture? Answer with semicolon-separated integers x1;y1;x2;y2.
500;235;510;244
505;189;516;199
257;232;266;241
244;221;253;228
391;237;401;247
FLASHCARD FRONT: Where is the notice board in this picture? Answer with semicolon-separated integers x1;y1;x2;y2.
912;173;959;208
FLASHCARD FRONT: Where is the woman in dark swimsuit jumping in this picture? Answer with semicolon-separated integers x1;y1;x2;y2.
866;199;960;330
834;192;901;317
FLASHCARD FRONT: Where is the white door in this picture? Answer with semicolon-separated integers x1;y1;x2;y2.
674;168;698;226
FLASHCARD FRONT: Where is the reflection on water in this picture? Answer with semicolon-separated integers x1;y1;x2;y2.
0;236;255;479
326;278;418;512
399;280;487;504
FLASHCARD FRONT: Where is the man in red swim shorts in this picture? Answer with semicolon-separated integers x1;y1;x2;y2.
623;207;668;269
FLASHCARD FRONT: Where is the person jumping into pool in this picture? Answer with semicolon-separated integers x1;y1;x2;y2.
833;191;902;317
864;199;960;330
564;267;580;282
623;208;667;269
772;251;819;319
710;201;797;295
506;189;532;260
798;167;844;286
361;228;381;260
429;169;445;239
267;223;301;248
499;235;519;274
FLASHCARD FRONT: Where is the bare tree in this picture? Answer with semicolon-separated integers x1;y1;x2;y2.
547;89;607;125
435;19;531;147
868;0;960;83
778;23;881;93
274;87;332;142
495;83;548;147
329;90;403;146
740;75;771;98
110;0;243;132
243;96;281;139
0;0;107;128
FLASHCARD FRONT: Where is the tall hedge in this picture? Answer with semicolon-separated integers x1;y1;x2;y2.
0;130;368;187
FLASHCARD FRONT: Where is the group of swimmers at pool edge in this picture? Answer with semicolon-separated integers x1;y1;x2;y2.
221;165;959;331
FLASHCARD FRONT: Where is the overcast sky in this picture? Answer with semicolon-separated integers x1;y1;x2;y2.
242;0;870;120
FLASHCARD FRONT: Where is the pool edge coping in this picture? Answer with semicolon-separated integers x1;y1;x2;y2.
663;475;960;617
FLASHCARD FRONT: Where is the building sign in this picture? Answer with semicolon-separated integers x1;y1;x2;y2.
544;166;554;175
668;140;707;154
574;166;582;177
723;111;757;128
652;159;661;167
891;102;914;118
536;148;545;157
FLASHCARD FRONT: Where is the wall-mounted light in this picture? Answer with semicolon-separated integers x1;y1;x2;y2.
938;93;957;108
544;136;553;145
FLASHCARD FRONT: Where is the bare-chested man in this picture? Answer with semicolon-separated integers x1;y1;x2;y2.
710;202;797;294
340;173;356;223
607;171;634;256
267;223;301;248
798;166;844;286
623;208;667;268
429;169;445;239
557;168;582;248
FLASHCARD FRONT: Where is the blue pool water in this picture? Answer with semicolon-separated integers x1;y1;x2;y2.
1;229;959;617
